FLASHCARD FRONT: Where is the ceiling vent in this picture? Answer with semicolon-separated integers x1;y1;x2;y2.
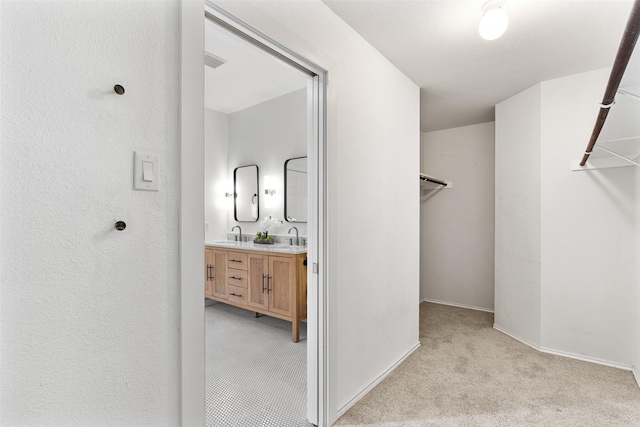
204;52;227;69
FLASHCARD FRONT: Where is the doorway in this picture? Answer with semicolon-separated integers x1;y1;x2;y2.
204;14;311;426
180;3;328;426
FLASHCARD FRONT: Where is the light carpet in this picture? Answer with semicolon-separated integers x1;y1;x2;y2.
205;302;311;427
335;302;640;427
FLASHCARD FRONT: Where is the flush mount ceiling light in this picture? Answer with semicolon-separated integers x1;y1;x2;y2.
479;0;509;40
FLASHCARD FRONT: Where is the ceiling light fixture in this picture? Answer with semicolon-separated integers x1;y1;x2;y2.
479;0;509;41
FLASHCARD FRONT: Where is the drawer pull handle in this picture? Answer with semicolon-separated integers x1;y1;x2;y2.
230;259;242;263
229;276;242;280
230;293;242;297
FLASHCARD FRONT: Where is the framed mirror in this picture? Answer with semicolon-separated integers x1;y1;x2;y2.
284;156;307;223
234;164;259;222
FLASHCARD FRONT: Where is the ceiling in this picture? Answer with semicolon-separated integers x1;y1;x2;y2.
204;18;308;114
323;0;635;132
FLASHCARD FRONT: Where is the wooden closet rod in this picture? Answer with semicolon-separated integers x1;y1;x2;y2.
420;174;447;186
580;0;640;166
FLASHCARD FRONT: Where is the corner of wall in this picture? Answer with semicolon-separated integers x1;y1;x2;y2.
494;84;542;348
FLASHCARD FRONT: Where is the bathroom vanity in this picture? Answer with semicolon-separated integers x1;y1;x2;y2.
205;242;307;342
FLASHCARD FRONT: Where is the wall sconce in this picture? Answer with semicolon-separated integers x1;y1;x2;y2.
264;175;276;196
479;0;509;41
264;175;278;209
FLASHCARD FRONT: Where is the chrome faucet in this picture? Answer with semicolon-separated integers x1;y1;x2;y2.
288;226;299;246
232;225;242;242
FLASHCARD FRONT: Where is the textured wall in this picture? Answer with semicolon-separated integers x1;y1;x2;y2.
1;1;181;425
205;108;230;242
635;163;640;386
421;122;495;312
494;84;542;347
539;69;635;366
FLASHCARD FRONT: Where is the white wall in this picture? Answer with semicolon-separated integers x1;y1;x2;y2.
204;90;308;241
496;67;637;369
214;1;420;420
539;68;635;366
205;108;230;242
1;1;180;425
227;89;308;237
635;165;640;386
494;85;542;347
420;122;495;312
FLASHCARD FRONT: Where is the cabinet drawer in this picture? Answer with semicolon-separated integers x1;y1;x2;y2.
228;285;247;305
227;252;248;270
228;268;248;288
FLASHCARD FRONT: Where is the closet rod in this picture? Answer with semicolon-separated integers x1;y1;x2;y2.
420;174;447;186
580;0;640;166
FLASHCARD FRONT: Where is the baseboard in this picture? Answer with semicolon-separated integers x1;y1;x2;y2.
336;341;421;419
539;346;632;371
493;324;540;351
422;298;494;313
493;324;632;372
632;366;640;389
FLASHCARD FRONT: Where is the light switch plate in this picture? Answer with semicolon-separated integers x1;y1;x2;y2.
134;151;159;191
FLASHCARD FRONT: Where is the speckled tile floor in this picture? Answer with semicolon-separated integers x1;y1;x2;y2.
205;302;312;427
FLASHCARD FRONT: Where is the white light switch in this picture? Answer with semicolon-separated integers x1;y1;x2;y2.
142;161;154;182
134;151;159;191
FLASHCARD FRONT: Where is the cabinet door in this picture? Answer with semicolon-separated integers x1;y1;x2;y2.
268;256;295;317
247;254;269;311
204;248;216;298
211;250;228;299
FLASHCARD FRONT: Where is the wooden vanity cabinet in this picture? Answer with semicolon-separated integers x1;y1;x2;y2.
205;248;228;300
205;246;307;343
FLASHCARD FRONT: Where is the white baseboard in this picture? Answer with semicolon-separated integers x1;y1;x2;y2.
493;323;540;351
422;298;494;313
493;324;632;372
336;341;421;419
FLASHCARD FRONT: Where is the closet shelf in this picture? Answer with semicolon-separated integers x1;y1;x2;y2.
571;135;640;170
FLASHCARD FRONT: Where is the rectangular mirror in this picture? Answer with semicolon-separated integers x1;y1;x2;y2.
234;164;259;222
284;156;307;223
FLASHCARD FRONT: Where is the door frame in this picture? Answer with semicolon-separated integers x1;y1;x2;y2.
180;2;330;425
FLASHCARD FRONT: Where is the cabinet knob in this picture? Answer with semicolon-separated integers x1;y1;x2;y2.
115;221;126;231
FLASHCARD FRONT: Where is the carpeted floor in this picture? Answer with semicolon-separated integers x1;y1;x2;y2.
335;302;640;427
205;302;311;427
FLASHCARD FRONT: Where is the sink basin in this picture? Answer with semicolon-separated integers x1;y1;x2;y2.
208;240;238;246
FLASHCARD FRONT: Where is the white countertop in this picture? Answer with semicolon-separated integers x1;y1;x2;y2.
205;240;307;255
